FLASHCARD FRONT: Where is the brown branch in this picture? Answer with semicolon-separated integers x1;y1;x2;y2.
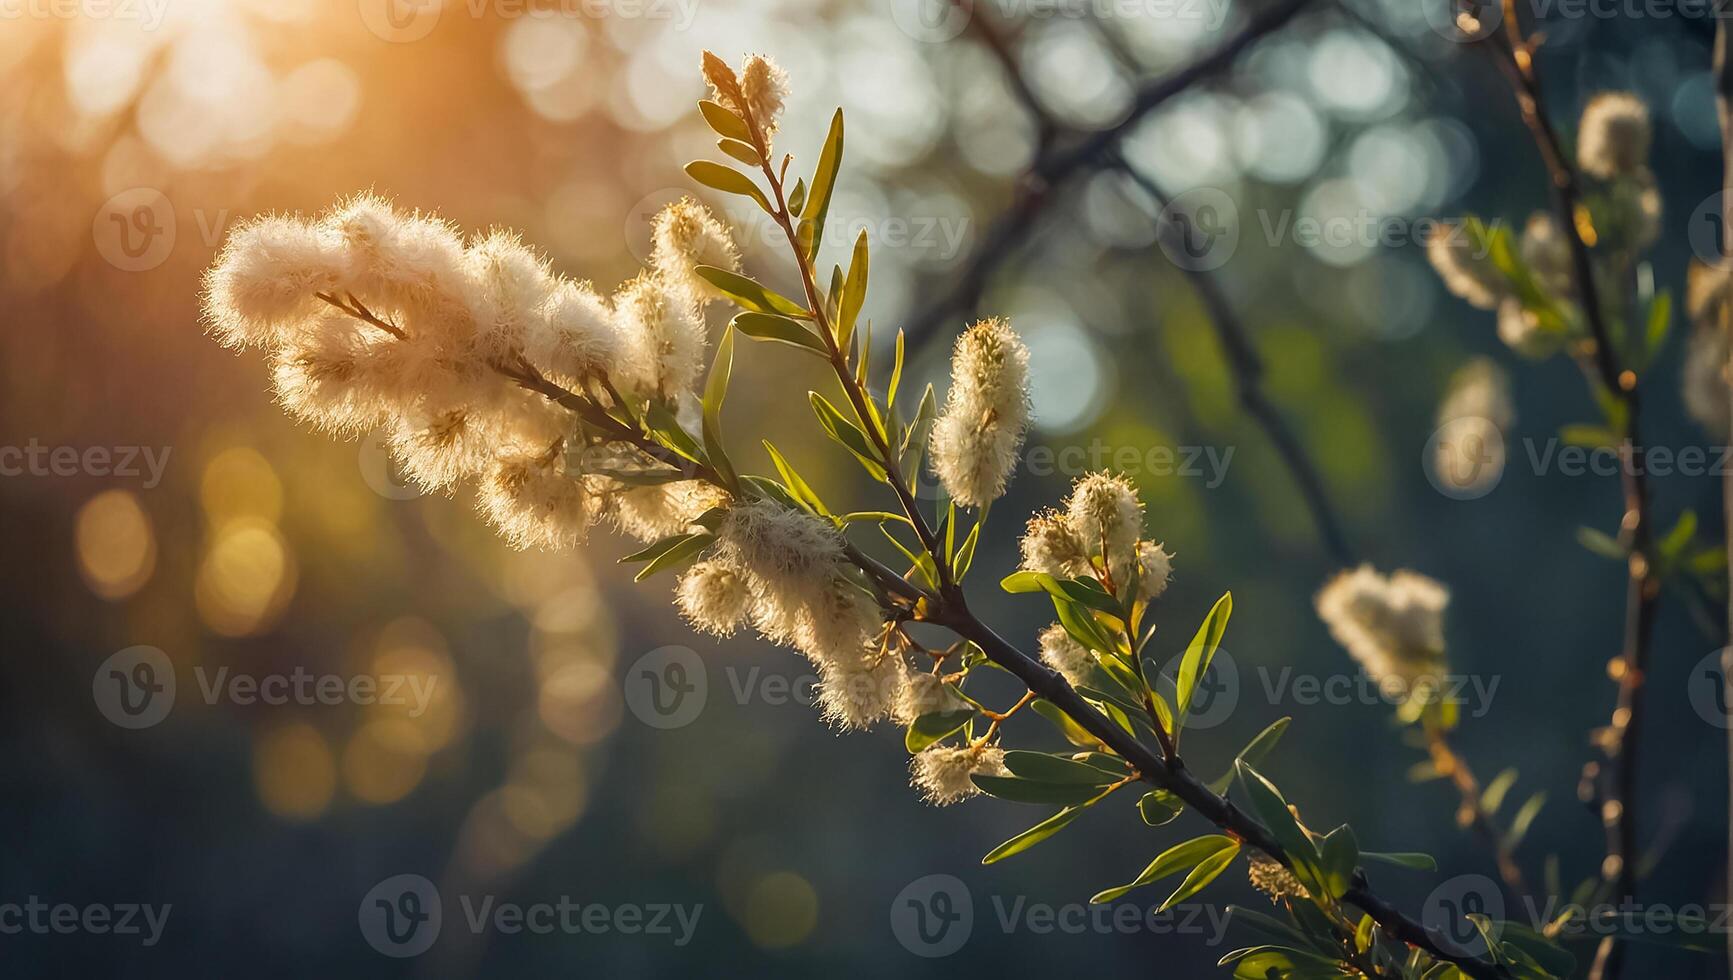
1475;13;1658;978
1714;16;1733;980
1426;727;1532;900
902;0;1316;348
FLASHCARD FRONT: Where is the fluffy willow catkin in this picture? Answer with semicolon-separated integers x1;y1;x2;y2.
1314;565;1450;688
675;559;752;636
1065;471;1143;562
1424;224;1506;311
1039;623;1094;687
930;318;1031;508
1577;91;1651;181
651;197;740;304
909;744;1009;806
201;190;744;551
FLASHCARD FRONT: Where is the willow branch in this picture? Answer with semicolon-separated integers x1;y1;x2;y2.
1714;16;1733;979
903;0;1316;348
1476;14;1657;979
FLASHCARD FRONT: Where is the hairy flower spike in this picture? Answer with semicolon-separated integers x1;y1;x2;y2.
1315;565;1450;690
740;54;789;137
525;279;620;385
1065;472;1143;565
1577;91;1651;180
650;197;740;305
1019;509;1090;577
202;214;352;348
1425;224;1506;311
817;655;906;730
1135;541;1174;600
1039;623;1094;687
675;559;752;636
613;272;708;399
897;672;970;724
611;481;730;543
910;744;1008;806
1518;212;1571;299
1248;854;1309;903
930;318;1031;508
476;447;593;550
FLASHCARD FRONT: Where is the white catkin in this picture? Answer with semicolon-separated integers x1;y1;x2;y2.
1577;91;1651;180
526;279;621;385
1683;315;1731;438
475;448;593;550
1425;224;1507;311
1135;541;1174;600
1495;298;1559;359
1518;212;1572;298
612;272;709;400
1315;565;1450;687
1065;472;1143;566
910;745;1009;806
1019;509;1091;577
817;655;907;730
930;318;1030;508
675;559;752;636
650;197;740;305
740;54;789;136
202;214;353;348
1038;623;1094;687
611;481;730;543
1437;357;1514;430
895;672;969;726
463;229;556;362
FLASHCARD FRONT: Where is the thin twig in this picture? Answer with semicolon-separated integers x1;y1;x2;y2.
1426;727;1532;900
1109;155;1356;567
1475;11;1658;977
903;0;1316;348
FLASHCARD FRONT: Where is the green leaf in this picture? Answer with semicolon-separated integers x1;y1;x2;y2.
971;774;1108;806
982;806;1083;864
1560;424;1619;448
1317;825;1359;900
904;707;975;753
717;137;761;166
700;268;810;318
698;100;751;141
1235;762;1325;900
1576;526;1625;560
888;329;907;417
1481;769;1519;815
837;230;869;351
1360;851;1437;871
1054;596;1118;657
1508;791;1546;848
1175;592;1233;740
1031;699;1098;748
1224;906;1320;953
797;109;843;261
786;178;807;217
619;532;698;565
645;401;706;465
1206;717;1292;794
730;312;827;357
898;383;936;477
1001;750;1119;785
633;531;714;581
1499;922;1576;977
701;326;736;486
1659;509;1699;563
1138;790;1184;827
684;160;772;213
810;391;888;480
761;441;829;516
1643;290;1671;365
1161;840;1241;911
1091;835;1238;904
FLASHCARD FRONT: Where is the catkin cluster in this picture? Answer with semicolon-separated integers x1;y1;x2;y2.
1314;565;1450;693
1019;472;1174;685
202;192;740;550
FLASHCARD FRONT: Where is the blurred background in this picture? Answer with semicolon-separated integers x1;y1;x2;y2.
0;0;1728;975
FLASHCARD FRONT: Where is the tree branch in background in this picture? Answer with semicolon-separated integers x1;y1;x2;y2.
1713;14;1733;980
1475;8;1659;977
903;0;1316;348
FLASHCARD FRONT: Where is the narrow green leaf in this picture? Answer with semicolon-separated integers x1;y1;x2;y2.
787;178;807;217
798;109;843;260
810;391;888;480
1206;717;1292;794
717;137;761;166
1002;750;1119;785
1576;526;1625;560
761;440;829;516
982;806;1082;864
837;230;869;351
1031;699;1098;748
700;267;810;318
684;160;772;213
1360;851;1437;871
645;401;706;465
1175;592;1233;737
698;100;751;141
1091;835;1237;904
620;532;697;565
1138;790;1184;827
634;531;714;581
888;329;907;417
1317;825;1359;900
971;775;1107;806
1235;762;1325;899
904;707;975;753
701;326;736;486
730;312;827;357
1161;840;1240;911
